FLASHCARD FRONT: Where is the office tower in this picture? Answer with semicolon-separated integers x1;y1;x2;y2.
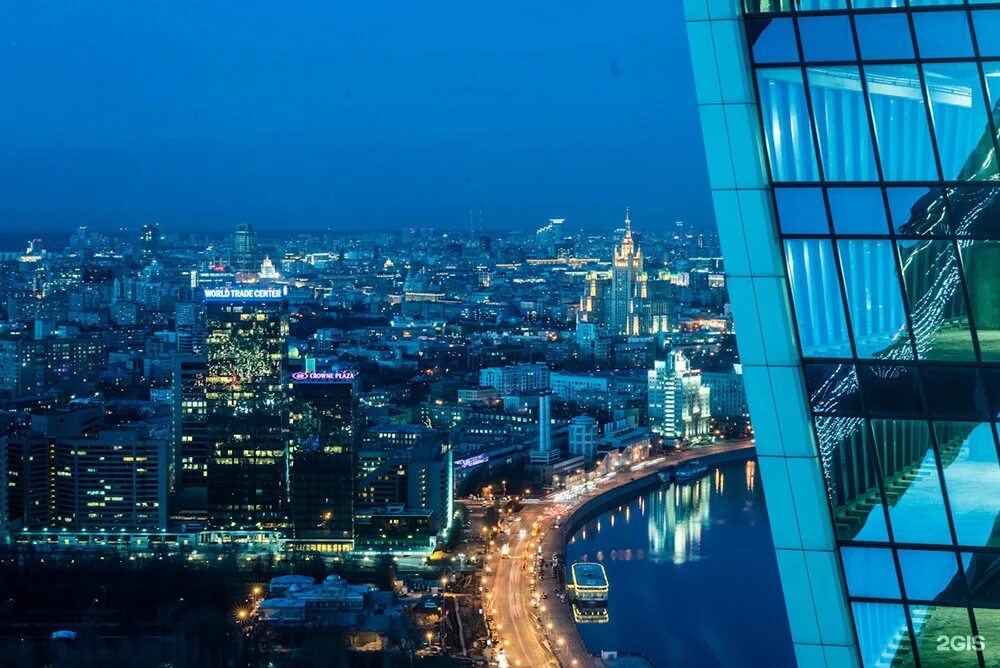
288;370;358;551
232;223;259;274
647;351;711;441
479;362;550;396
569;414;599;466
174;356;208;493
685;3;1000;666
139;223;159;260
53;428;168;531
175;302;205;355
0;434;6;538
204;286;288;529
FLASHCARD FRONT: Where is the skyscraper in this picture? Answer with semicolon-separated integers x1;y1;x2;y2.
204;286;288;529
288;370;358;552
579;211;673;335
139;223;159;260
647;350;711;442
232;223;259;274
685;3;1000;666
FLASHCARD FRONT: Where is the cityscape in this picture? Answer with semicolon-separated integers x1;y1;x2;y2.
3;2;1000;668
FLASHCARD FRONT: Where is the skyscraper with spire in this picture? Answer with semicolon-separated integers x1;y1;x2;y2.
579;209;672;336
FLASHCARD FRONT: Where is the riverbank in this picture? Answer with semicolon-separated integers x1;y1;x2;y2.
488;440;754;667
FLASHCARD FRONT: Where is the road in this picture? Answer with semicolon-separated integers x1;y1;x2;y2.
482;441;755;667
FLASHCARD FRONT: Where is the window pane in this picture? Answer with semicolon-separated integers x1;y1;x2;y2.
959;240;1000;361
908;606;979;668
797;16;855;62
841;547;901;599
896;240;976;362
980;62;1000;111
838;240;912;359
922;63;998;181
920;369;986;418
898;549;964;603
806;363;863;415
948;186;1000;238
774;187;828;234
982;367;1000;417
757;68;821;182
935;422;1000;547
816;417;890;541
858;365;923;417
796;0;847;10
866;65;939;181
966;557;1000;607
855;14;914;61
973;608;1000;666
887;187;950;238
913;11;973;59
784;239;853;358
751;18;799;64
807;66;879;181
828;188;888;234
972;9;1000;58
850;602;913;668
870;419;953;545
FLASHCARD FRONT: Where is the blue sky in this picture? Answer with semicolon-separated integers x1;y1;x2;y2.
1;1;712;234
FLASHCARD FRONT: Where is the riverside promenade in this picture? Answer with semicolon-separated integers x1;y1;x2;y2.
487;440;756;667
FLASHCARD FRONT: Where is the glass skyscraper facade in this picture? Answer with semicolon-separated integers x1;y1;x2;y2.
686;1;1000;666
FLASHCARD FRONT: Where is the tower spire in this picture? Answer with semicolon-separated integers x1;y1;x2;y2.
625;206;631;237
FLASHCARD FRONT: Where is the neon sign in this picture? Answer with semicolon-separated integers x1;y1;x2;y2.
292;370;358;382
455;454;489;469
203;286;286;300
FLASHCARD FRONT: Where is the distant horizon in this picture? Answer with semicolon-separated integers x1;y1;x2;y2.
1;2;713;234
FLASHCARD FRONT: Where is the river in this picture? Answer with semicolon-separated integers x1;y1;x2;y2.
565;458;795;668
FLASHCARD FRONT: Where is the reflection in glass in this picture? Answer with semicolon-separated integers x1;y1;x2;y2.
807;66;879;181
870;419;953;545
935;422;1000;547
841;546;900;599
898;549;964;603
920;370;986;419
959;240;1000;361
948;187;1000;238
757;68;820;182
973;607;1000;666
922;62;998;181
866;65;939;181
895;239;976;361
858;364;922;417
972;10;1000;58
908;606;979;668
851;602;913;668
887;187;950;237
838;240;912;359
805;363;862;415
966;558;1000;607
815;416;890;542
784;239;852;357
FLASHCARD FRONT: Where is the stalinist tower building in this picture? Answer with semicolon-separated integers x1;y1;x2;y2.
579;209;671;336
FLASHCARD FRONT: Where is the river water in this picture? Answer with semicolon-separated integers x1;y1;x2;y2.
566;458;795;668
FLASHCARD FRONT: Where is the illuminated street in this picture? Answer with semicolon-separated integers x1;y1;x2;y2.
482;441;754;667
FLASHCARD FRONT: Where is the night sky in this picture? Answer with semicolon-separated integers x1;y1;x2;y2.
1;2;712;235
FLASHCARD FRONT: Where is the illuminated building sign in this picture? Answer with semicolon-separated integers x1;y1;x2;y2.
203;286;286;300
291;370;358;382
455;454;489;470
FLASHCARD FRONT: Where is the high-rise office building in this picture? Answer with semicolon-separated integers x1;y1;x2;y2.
685;3;1000;666
647;351;711;441
174;356;208;492
139;223;159;260
288;370;358;552
232;223;259;274
204;286;288;529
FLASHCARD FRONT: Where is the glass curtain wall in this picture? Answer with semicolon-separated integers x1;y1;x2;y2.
747;3;1000;666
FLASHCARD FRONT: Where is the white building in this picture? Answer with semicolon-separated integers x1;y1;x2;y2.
479;362;550;396
648;351;711;442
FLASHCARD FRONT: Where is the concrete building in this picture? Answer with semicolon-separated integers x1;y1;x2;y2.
569;415;599;467
647;351;711;441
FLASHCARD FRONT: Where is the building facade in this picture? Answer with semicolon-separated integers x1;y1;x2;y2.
647;351;712;441
204;287;289;529
685;2;1000;665
288;372;358;550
